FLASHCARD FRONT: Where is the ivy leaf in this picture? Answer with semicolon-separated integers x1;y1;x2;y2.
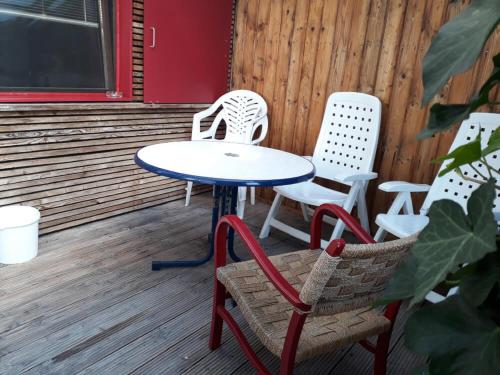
411;366;430;375
435;136;482;173
375;256;418;305
405;296;500;375
378;182;497;306
427;352;464;375
455;252;500;306
474;53;500;109
467;53;500;112
435;135;482;177
482;127;500;156
417;104;470;139
419;53;500;139
422;0;500;105
409;180;496;305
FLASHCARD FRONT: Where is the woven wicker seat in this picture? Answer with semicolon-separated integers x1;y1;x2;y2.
209;204;417;375
217;250;392;362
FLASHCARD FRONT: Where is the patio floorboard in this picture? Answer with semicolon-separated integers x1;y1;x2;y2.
0;193;423;374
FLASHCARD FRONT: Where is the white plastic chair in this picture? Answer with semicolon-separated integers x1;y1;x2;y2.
259;92;382;246
185;90;268;217
374;112;500;303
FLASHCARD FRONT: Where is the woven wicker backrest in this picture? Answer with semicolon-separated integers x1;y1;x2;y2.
299;236;416;315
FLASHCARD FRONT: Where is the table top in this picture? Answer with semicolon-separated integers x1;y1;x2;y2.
135;140;315;186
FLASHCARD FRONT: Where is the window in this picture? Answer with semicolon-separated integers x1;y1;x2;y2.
0;0;132;102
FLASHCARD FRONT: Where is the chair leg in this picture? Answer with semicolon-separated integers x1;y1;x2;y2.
401;192;414;214
250;187;256;205
279;311;307;375
373;301;401;375
373;331;391;375
209;280;226;350
185;181;193;206
374;227;387;242
237;202;245;218
259;193;283;239
237;187;247;219
356;190;370;232
300;203;310;222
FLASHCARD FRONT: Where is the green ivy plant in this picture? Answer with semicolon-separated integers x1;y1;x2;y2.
378;0;500;373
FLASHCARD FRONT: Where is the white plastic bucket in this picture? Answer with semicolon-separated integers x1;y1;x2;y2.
0;206;40;264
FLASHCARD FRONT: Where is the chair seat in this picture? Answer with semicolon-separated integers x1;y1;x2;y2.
217;250;391;363
274;181;347;206
375;214;429;238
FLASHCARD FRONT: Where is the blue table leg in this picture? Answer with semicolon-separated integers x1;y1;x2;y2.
151;185;221;270
151;185;242;270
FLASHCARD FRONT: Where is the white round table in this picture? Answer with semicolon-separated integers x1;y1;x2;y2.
135;140;315;269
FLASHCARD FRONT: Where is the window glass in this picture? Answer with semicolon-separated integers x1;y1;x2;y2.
0;0;114;92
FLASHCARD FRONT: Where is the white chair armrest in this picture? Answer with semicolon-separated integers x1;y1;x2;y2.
192;102;221;140
378;181;431;193
302;156;313;161
251;115;269;145
335;172;378;183
198;112;225;140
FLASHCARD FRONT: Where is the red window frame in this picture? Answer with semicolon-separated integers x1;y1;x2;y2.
0;0;133;103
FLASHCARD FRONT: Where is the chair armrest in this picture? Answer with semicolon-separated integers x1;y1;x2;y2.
310;204;375;248
215;215;311;312
335;172;378;183
192;103;221;140
378;181;431;193
250;115;269;145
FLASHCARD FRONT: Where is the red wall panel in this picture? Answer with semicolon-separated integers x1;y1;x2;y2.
144;0;233;103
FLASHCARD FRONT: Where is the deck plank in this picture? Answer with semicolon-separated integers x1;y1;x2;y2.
0;193;419;374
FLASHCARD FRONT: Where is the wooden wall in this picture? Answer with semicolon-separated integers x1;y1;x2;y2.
132;0;145;101
231;0;500;218
0;103;209;234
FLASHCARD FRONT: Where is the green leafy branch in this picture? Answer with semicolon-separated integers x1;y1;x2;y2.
419;0;500;140
378;181;499;374
418;53;500;140
435;127;500;189
376;0;500;373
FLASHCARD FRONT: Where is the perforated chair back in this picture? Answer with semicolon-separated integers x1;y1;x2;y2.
421;113;500;214
311;92;382;185
215;90;268;144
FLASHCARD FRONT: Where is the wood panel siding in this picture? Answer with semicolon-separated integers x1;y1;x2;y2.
133;0;145;101
231;0;500;219
0;103;211;234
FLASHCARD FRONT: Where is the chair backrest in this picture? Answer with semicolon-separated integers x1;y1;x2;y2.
311;92;382;185
299;235;416;315
421;112;500;215
216;90;268;144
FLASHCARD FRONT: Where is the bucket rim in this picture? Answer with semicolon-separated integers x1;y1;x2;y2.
0;205;40;230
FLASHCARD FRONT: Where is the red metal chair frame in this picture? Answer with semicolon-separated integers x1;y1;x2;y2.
209;204;402;375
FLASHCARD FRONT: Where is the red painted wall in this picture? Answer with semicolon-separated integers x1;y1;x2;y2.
143;0;233;103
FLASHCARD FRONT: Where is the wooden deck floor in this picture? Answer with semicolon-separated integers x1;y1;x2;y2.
0;193;423;374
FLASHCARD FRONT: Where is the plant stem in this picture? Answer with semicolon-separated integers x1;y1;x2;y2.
468;163;488;180
482;158;499;177
481;157;494;179
456;168;500;189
